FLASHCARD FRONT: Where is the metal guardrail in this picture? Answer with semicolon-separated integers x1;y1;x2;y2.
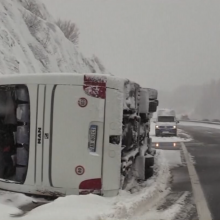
180;120;220;125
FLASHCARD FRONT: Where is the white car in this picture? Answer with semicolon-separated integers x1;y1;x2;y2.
155;109;179;136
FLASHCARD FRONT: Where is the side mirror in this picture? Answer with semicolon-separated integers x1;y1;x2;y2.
177;120;180;123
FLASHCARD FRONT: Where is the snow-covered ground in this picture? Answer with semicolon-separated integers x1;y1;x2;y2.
160;150;183;168
0;150;173;220
0;149;185;220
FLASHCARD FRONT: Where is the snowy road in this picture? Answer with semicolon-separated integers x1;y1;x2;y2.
149;126;198;220
179;122;220;220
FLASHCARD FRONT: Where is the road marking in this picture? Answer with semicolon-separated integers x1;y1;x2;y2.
181;142;212;220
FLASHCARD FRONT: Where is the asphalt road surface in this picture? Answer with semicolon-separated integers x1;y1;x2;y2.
179;124;220;220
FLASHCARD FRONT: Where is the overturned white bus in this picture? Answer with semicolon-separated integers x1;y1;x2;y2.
0;73;158;197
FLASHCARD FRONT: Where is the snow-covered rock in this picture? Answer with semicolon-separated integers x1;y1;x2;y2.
0;0;108;75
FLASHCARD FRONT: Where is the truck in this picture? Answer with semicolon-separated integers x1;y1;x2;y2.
155;109;179;137
0;73;158;197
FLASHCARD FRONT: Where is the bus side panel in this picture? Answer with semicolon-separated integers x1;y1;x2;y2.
42;85;55;186
24;85;38;185
102;88;123;197
35;85;45;185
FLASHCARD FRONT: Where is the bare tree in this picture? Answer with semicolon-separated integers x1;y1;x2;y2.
22;0;45;20
23;11;41;35
56;19;80;46
41;27;51;49
21;0;44;35
81;55;96;73
93;55;106;73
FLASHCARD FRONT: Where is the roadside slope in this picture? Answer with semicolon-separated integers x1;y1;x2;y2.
0;0;107;75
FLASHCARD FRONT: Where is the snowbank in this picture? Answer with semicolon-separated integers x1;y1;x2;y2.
0;151;170;220
22;195;114;220
0;191;34;220
0;191;33;208
0;204;19;220
134;191;189;220
0;0;108;75
160;150;183;168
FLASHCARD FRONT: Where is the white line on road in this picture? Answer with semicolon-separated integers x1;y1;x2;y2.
181;142;212;220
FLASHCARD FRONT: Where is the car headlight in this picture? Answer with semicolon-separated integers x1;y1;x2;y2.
173;125;176;129
156;125;159;128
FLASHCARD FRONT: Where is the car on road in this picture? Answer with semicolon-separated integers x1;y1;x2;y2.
155;109;179;136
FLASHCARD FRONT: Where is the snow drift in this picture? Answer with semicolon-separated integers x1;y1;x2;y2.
0;0;108;75
0;151;171;220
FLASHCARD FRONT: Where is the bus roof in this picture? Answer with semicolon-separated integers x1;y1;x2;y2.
0;73;131;91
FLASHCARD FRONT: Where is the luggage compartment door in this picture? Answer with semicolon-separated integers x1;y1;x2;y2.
50;85;104;190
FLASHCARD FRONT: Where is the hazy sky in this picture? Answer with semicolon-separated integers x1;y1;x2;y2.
43;0;220;90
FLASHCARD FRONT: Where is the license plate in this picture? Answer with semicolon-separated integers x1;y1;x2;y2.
88;125;98;152
162;131;170;134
